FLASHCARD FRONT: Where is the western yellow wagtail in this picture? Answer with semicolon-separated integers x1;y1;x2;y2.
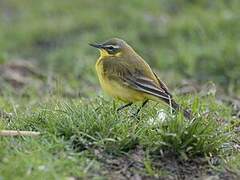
90;38;191;119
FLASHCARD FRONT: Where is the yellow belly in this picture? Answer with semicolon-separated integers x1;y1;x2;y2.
96;62;145;102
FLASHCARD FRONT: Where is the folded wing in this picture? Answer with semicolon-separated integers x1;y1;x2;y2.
103;60;172;103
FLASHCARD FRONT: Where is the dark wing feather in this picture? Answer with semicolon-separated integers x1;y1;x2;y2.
122;75;171;100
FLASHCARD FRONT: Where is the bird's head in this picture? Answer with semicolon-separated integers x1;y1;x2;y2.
89;38;130;58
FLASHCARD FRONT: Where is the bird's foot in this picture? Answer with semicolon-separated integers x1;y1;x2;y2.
129;112;140;120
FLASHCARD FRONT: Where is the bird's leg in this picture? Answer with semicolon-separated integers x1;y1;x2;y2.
117;102;133;112
133;100;149;117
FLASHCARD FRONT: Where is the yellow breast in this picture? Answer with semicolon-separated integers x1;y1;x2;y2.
95;58;145;102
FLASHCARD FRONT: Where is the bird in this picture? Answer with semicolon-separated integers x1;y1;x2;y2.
89;38;191;119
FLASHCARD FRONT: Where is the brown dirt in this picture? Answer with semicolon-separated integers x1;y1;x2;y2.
91;146;239;180
0;59;45;89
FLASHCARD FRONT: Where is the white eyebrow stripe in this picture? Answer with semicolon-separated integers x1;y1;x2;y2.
104;45;120;49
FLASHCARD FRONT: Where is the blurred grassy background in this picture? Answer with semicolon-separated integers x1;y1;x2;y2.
0;0;239;97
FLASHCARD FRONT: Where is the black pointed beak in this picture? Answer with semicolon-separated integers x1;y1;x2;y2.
89;43;103;49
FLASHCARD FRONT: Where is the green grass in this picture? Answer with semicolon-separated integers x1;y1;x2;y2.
0;0;240;179
0;95;239;179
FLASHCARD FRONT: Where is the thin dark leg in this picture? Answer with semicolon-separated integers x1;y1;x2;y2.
117;102;133;112
133;100;149;116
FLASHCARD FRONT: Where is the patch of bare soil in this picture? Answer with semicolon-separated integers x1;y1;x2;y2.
0;59;45;90
92;146;149;180
0;59;90;98
151;153;238;180
91;147;238;180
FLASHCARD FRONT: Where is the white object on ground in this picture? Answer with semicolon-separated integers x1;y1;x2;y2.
147;110;167;125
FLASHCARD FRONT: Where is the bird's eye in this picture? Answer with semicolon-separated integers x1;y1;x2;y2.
107;46;114;50
104;45;120;54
